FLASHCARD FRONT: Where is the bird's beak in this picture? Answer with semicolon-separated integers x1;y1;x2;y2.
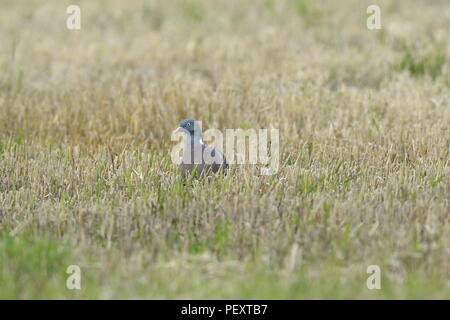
175;127;186;133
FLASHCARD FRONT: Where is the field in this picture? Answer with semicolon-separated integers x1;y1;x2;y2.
0;0;449;299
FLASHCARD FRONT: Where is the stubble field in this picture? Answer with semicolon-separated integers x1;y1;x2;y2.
0;0;449;299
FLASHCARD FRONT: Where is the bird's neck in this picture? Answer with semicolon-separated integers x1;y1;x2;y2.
186;133;203;147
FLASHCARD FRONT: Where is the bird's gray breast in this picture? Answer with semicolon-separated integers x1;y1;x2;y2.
179;143;227;176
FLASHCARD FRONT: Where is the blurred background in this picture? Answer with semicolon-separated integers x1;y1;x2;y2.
1;0;448;150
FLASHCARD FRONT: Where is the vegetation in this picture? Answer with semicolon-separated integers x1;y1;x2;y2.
0;0;448;299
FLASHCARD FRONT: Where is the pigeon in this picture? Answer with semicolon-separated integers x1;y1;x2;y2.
175;119;228;176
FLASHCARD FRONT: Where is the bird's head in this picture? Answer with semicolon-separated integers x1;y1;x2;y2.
175;118;202;137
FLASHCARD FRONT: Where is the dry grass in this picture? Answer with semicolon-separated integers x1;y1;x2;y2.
0;0;449;298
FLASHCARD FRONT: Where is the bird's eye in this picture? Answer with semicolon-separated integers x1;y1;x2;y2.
187;123;191;127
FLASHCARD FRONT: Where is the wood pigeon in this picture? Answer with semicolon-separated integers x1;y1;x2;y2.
175;119;228;176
